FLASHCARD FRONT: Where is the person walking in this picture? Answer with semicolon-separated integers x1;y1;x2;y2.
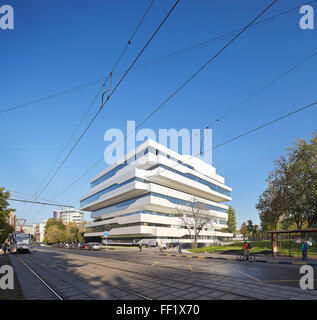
178;243;182;254
138;243;142;253
302;239;309;261
2;243;7;255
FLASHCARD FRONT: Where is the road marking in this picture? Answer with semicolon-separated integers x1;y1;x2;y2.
152;261;158;266
188;265;192;272
238;271;261;282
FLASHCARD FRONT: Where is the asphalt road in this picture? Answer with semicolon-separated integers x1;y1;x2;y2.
9;246;317;300
47;246;317;289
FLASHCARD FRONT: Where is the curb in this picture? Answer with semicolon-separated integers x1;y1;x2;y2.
160;253;317;267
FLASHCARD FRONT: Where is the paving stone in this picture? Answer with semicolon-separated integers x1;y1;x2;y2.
219;294;240;300
180;292;201;300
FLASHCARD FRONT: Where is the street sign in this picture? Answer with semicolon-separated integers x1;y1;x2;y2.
104;231;109;237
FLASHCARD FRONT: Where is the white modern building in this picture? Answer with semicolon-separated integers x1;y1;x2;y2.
53;208;84;224
81;139;233;247
34;221;46;242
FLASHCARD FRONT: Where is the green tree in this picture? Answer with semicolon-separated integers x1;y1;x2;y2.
240;222;248;240
0;187;15;244
246;220;253;238
44;218;66;243
256;133;317;231
45;225;65;244
227;206;237;235
253;224;259;240
45;218;66;231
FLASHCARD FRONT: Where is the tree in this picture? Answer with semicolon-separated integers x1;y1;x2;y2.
44;218;66;243
0;187;15;244
45;225;65;244
227;206;237;235
44;219;85;244
253;224;259;240
247;220;254;240
45;218;66;231
176;198;213;249
256;133;317;231
65;222;84;243
240;222;248;240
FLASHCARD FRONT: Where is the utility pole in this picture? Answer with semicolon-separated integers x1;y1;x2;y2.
16;218;27;233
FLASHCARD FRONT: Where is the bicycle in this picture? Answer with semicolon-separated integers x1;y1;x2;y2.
236;250;256;262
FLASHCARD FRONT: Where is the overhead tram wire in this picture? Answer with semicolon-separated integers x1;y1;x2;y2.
48;0;279;203
10;190;68;205
9;198;74;208
199;48;317;154
27;99;317;208
36;0;181;198
28;0;181;224
188;100;317;165
1;0;315;115
211;101;317;151
127;99;317;180
22;0;156;221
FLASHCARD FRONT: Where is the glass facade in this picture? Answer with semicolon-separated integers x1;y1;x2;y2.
150;164;231;197
92;210;176;222
81;177;143;207
90;146;195;188
90;192;228;218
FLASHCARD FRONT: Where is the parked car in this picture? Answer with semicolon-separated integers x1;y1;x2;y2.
85;242;101;251
139;239;157;247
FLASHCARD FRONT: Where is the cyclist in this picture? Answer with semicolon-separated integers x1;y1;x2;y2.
242;242;252;259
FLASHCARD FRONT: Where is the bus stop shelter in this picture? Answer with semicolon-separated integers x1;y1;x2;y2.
268;228;317;257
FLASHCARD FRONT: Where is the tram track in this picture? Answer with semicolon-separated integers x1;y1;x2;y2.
15;254;66;300
33;250;258;300
16;252;152;300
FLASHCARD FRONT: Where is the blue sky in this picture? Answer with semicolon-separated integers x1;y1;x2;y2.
1;0;316;227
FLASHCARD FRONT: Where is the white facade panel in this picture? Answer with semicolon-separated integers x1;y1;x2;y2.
81;139;233;245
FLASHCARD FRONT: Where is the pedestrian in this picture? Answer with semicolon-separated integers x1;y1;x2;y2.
2;243;7;255
138;243;142;253
178;243;182;254
301;239;309;261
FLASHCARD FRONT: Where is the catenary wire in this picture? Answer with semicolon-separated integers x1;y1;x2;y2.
199;48;317;153
1;0;314;114
46;0;279;204
22;0;156;221
27;0;181;223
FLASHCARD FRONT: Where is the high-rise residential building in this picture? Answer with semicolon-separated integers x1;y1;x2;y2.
81;139;233;247
53;208;84;224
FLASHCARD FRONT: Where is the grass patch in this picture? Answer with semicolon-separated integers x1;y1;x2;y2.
189;240;317;257
0;254;24;300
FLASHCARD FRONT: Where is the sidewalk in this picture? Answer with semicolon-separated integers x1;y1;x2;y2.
158;249;317;267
